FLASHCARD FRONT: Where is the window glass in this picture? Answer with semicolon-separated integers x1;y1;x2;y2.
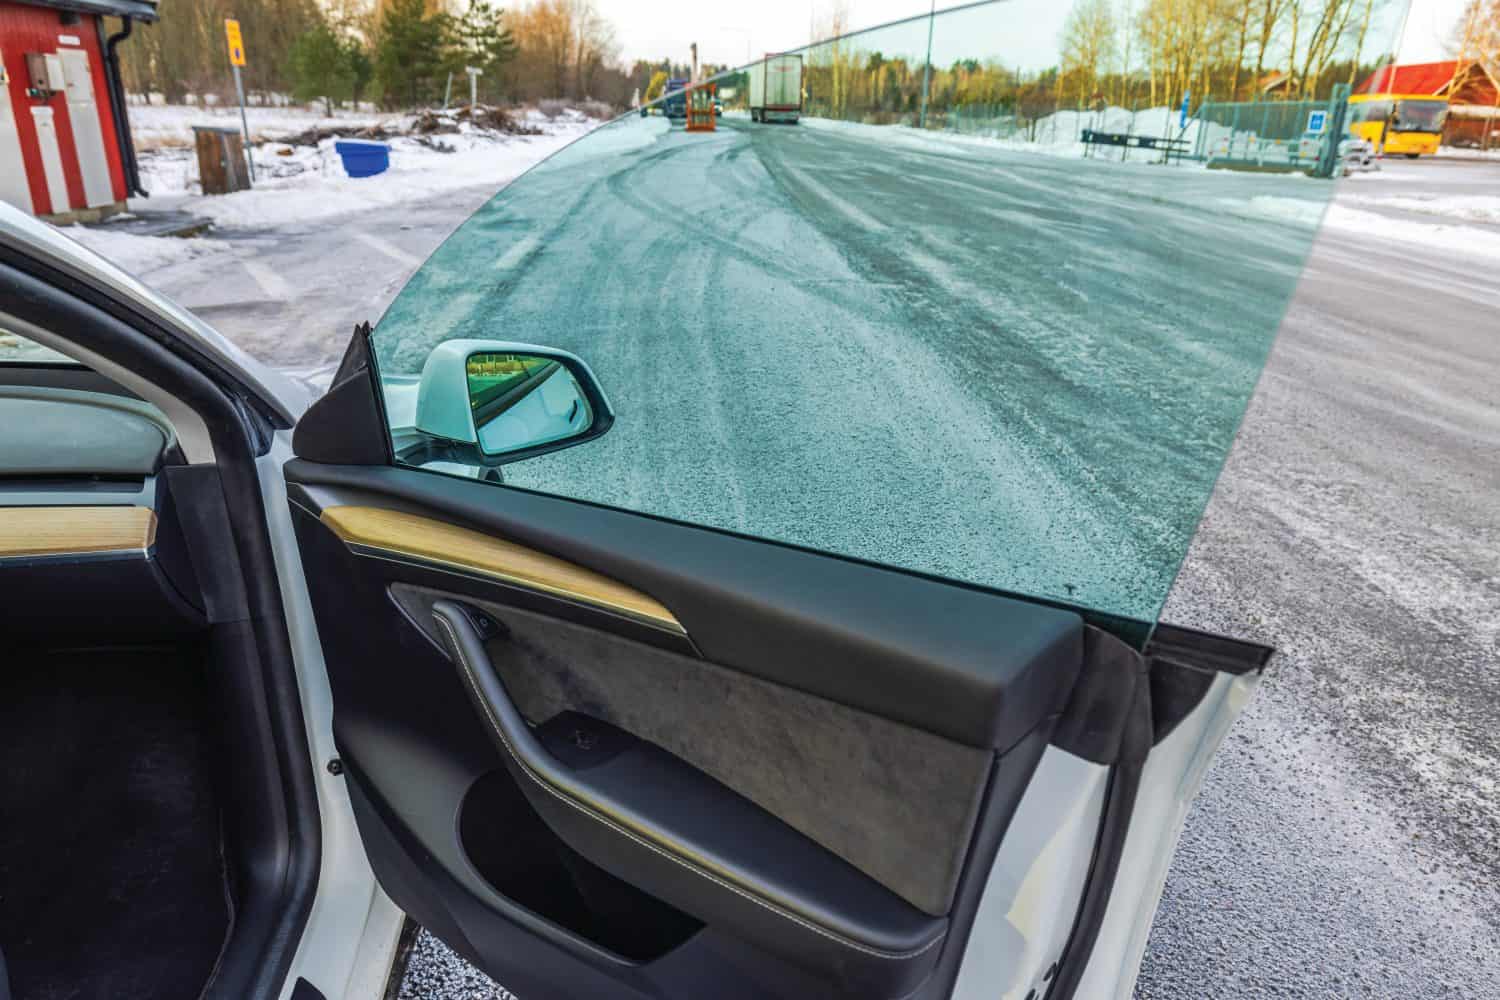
0;329;77;365
370;0;1407;635
1393;99;1447;132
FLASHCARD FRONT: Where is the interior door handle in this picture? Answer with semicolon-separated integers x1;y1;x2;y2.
426;599;947;977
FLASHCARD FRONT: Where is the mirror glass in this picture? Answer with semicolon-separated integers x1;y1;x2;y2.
466;352;594;458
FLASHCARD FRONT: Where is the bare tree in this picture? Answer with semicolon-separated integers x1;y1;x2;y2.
1296;0;1360;96
1061;0;1118;102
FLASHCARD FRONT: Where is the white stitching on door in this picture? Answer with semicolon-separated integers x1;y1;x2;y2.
433;613;945;962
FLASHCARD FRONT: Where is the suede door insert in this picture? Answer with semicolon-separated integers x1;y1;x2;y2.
391;583;992;916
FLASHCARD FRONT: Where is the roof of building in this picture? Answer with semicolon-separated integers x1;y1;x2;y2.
1356;60;1499;103
10;0;159;22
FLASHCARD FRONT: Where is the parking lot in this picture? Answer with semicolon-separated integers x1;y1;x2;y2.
129;144;1500;998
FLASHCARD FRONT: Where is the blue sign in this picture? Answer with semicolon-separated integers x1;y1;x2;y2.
1306;110;1328;134
1180;93;1190;128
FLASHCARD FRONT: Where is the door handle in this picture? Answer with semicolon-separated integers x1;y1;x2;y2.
427;599;947;976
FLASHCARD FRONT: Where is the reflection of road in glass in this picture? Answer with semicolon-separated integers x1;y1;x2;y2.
474;364;588;456
376;115;1330;625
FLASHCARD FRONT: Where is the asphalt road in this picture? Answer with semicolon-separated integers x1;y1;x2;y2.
374;115;1340;627
141;134;1499;998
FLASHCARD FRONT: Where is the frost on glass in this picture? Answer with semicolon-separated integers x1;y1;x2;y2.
372;0;1409;638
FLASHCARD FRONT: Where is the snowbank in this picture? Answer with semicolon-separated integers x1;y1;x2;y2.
1322;204;1500;261
1342;194;1500;226
804;105;1211;163
1223;195;1326;228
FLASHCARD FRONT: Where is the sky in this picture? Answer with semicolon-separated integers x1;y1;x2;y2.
594;0;1469;72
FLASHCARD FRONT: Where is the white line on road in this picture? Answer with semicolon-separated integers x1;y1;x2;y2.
494;235;541;271
776;161;889;232
355;231;424;268
242;259;293;299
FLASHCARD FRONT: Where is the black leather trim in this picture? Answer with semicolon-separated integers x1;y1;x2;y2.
285;462;1086;751
1049;627;1144;765
291;325;392;466
430;600;948;997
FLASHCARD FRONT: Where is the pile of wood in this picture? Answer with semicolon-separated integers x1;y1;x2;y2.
275;105;543;149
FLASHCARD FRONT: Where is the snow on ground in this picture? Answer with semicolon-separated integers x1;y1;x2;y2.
1323;203;1500;260
134;106;599;230
808;113;1500;263
52;104;605;273
807;107;1239;165
125;101;386;150
58;223;238;272
1435;144;1500;160
1342;193;1500;225
1224;194;1327;227
1223;193;1500;260
142;121;595;229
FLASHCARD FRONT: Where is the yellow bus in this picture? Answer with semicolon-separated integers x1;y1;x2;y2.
1347;93;1450;157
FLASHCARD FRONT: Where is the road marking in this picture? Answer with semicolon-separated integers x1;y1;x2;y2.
776;162;888;232
242;259;293;299
494;235;541;271
355;231;423;267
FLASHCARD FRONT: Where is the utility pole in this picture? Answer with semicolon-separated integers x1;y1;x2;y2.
918;0;935;129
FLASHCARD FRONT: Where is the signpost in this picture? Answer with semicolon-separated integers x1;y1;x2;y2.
224;19;254;182
466;66;482;108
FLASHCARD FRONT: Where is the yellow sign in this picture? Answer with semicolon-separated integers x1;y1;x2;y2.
225;19;246;67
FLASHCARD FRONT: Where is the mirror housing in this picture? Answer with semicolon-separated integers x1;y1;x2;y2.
413;339;614;466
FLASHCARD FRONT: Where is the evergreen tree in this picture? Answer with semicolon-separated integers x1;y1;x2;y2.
448;1;518;102
288;20;355;115
374;0;452;108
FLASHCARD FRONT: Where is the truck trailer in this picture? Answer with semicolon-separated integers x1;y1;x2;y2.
749;54;803;123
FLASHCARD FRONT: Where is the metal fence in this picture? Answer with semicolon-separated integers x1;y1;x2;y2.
940;101;1191;148
1193;85;1351;176
846;87;1352;176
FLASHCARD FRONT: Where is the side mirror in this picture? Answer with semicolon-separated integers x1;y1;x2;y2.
413;339;614;466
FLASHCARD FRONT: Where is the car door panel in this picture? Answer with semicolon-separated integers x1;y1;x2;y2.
396;584;990;919
287;463;1085;750
282;461;1092;998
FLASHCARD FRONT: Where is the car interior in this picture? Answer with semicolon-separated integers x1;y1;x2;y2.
0;360;223;1000
0;351;307;1000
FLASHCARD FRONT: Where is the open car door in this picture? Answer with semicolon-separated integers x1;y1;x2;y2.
275;1;1374;994
284;334;1266;1000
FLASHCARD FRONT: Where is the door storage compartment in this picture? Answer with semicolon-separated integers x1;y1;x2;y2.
459;763;703;963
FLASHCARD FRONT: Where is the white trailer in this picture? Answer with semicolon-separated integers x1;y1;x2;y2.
749;54;803;123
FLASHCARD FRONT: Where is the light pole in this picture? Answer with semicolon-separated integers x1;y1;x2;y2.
918;0;936;129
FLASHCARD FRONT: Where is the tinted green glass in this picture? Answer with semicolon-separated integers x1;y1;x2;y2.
372;0;1407;636
0;330;76;364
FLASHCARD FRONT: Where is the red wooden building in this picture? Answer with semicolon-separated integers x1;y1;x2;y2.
1357;60;1500;149
0;0;156;221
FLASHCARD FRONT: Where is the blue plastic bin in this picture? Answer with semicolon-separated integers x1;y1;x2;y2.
335;140;391;178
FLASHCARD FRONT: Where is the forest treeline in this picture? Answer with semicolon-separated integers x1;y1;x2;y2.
118;0;681;110
1058;0;1391;106
798;0;1402;128
116;0;1475;117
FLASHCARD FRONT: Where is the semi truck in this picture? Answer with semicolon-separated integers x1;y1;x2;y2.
749;54;803;123
662;78;690;120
